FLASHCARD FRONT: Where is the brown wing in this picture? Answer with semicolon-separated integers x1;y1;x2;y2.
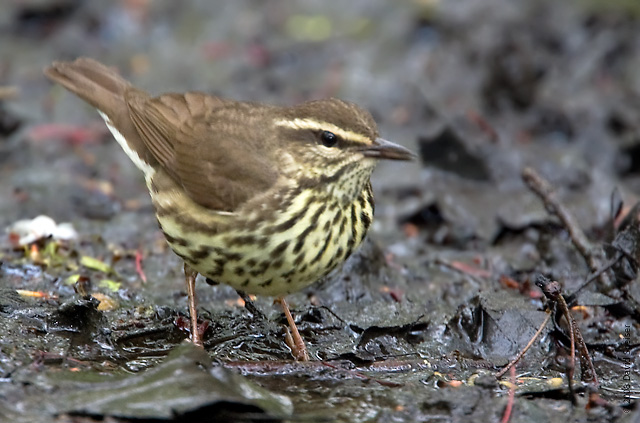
44;59;160;171
126;90;279;212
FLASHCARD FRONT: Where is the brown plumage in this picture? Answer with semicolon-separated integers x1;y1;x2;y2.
46;59;280;211
44;57;414;360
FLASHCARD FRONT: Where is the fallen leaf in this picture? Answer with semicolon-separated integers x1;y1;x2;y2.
81;256;114;275
98;279;121;292
6;215;77;246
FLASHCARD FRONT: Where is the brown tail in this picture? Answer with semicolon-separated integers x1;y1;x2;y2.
44;58;130;115
45;58;159;174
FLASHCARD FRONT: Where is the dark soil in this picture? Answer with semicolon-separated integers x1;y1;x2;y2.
0;0;638;422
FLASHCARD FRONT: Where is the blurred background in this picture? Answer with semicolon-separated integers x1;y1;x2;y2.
0;0;639;421
2;0;640;234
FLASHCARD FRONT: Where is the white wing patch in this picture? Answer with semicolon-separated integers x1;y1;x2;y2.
98;110;155;178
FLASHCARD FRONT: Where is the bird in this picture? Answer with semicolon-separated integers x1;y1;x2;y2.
44;57;414;360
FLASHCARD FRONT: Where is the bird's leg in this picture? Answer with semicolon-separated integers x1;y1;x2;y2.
277;296;309;361
184;263;203;347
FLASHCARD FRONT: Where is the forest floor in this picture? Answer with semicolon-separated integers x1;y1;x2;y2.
0;0;638;421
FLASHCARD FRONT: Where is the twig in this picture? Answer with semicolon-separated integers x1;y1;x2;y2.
321;361;402;388
224;359;404;387
496;311;552;379
235;289;266;320
522;167;612;288
434;257;490;285
501;365;516;423
554;285;577;381
573;256;621;298
536;276;598;386
547;280;598;385
16;289;58;300
565;352;577;406
135;248;147;283
571;313;599;386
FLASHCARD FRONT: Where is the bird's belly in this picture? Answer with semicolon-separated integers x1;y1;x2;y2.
154;187;373;296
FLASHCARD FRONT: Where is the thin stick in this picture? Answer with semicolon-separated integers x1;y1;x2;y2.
496;311;552;379
574;256;621;296
135;248;147;283
501;365;516;423
522;167;612;287
235;289;266;320
554;283;598;385
537;276;598;386
433;257;489;285
555;292;577;380
560;295;599;386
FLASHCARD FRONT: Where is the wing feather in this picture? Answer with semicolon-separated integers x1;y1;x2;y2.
125;91;279;211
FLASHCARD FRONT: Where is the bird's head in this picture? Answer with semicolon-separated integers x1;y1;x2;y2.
273;98;414;199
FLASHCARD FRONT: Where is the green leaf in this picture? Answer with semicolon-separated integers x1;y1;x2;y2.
80;256;114;275
64;274;82;285
98;279;121;292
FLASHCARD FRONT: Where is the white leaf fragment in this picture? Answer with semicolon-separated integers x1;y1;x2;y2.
6;215;78;246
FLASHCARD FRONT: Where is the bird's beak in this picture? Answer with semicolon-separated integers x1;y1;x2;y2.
361;138;416;161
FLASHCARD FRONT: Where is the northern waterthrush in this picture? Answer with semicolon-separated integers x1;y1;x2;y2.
44;58;414;360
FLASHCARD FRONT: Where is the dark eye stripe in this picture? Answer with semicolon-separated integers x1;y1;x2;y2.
279;127;370;149
317;130;367;149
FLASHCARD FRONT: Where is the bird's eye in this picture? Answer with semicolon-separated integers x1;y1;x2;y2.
320;131;338;147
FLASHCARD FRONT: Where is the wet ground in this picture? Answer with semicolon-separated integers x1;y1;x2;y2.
1;0;639;422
